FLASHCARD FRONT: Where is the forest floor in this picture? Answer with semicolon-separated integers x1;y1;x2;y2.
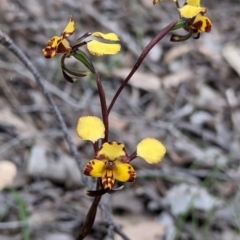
0;0;240;240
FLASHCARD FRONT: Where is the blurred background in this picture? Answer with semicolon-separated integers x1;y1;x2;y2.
0;0;240;239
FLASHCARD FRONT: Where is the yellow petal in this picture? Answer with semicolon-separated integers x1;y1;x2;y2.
137;138;166;164
84;159;105;177
76;116;105;142
153;0;162;4
192;14;212;32
186;0;200;7
61;16;75;39
102;170;115;189
114;162;136;182
97;142;126;161
92;32;119;41
87;40;121;56
42;36;61;58
178;5;206;18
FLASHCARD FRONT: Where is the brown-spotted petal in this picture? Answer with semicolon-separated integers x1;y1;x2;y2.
42;36;60;58
192;14;212;32
84;159;105;177
114;162;136;183
61;16;75;39
102;170;115;190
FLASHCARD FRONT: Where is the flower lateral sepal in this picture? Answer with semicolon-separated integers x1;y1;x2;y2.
60;54;90;83
108;185;124;194
170;27;193;42
62;69;77;83
85;189;109;197
72;50;95;73
85;185;124;197
61;57;90;83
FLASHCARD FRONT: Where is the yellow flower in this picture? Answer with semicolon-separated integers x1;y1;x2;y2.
87;32;121;56
77;116;166;195
42;16;121;58
153;0;211;40
42;16;74;58
179;0;212;34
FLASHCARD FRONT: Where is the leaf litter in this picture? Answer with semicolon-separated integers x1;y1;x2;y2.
0;0;240;239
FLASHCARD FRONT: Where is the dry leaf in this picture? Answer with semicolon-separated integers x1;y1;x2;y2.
163;44;193;64
222;44;240;77
164;184;223;216
28;210;58;225
0;0;6;11
113;68;161;92
115;216;165;240
40;233;74;240
162;69;192;89
27;145;82;188
0;108;29;135
0;160;17;190
196;84;226;109
109;114;128;131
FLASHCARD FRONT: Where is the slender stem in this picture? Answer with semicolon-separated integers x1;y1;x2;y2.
93;142;99;154
77;70;108;239
76;197;102;240
129;151;137;162
107;20;177;115
174;0;180;9
94;71;109;142
76;180;102;240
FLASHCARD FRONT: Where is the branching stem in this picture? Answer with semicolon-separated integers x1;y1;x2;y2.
107;20;177;115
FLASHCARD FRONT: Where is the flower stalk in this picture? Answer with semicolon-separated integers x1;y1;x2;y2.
93;71;109;143
76;182;102;240
107;20;177;115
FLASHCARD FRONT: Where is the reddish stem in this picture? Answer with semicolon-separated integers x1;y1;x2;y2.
76;180;102;240
93;141;99;153
129;151;137;162
94;71;109;142
107;20;177;115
